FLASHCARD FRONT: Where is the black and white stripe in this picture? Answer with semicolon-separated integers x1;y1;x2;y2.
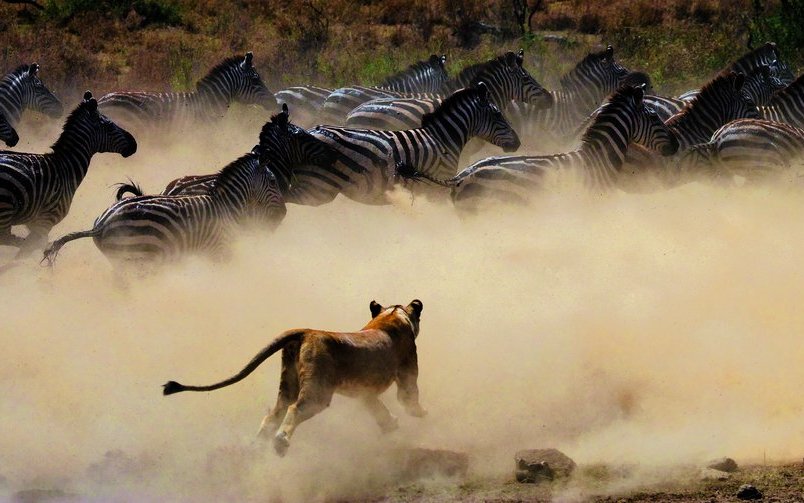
761;73;804;128
0;91;136;257
43;150;281;266
289;82;520;206
444;85;678;211
0;63;63;132
98;52;276;130
0;112;18;147
274;54;448;121
332;50;553;127
678;119;804;182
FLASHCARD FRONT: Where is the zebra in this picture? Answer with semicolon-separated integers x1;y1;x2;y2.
288;82;520;206
665;71;761;152
43;148;282;266
677;42;794;101
0;91;137;258
113;104;337;216
97;52;276;131
325;50;553;125
677;119;804;183
0;112;18;147
0;63;63;130
435;85;678;212
761;73;804;128
274;54;449;122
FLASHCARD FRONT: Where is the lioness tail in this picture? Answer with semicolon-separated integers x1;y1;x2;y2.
162;330;304;396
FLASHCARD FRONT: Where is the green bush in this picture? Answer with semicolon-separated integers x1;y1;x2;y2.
749;0;804;61
44;0;183;26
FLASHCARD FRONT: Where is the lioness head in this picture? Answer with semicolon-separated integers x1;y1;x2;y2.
369;299;423;337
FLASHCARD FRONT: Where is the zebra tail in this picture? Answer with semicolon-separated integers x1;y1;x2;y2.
394;161;457;188
114;180;144;201
162;330;305;396
41;228;100;267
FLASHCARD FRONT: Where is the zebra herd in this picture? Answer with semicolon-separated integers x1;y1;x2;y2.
0;43;801;269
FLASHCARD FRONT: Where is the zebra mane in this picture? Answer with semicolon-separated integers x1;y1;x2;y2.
579;85;642;145
211;151;259;197
665;72;746;128
767;73;804;106
196;55;249;91
559;46;615;89
49;97;97;151
378;54;446;87
451;52;518;87
421;86;482;128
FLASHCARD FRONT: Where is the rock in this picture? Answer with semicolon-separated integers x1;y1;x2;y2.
707;457;738;472
737;484;763;500
515;448;576;483
399;448;469;480
700;468;731;481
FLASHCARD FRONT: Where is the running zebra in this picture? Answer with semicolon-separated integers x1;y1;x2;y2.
327;50;552;125
0;63;63;134
665;71;761;152
289;82;520;206
761;74;804;128
98;52;276;131
0;92;137;257
678;119;804;183
114;104;337;220
0;112;18;147
677;43;794;101
274;54;448;122
43;148;281;266
436;85;678;212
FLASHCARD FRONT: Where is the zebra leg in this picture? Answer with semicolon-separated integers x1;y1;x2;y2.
257;345;300;440
0;227;25;249
362;395;399;434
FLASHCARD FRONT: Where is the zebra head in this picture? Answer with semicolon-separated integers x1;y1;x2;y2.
456;82;520;152
561;45;629;104
21;63;64;119
731;42;794;84
743;63;787;105
0;112;19;147
474;50;553;111
630;87;679;156
197;52;277;111
619;71;653;94
75;91;138;157
258;103;337;192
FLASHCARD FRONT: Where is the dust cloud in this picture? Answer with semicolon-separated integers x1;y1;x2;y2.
1;111;802;502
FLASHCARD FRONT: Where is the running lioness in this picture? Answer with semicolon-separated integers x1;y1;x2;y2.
163;299;426;455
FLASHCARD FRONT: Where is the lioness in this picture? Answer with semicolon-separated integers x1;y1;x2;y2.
163;299;426;455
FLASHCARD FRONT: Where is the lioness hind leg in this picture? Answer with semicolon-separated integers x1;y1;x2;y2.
274;386;334;456
362;395;399;433
257;347;300;440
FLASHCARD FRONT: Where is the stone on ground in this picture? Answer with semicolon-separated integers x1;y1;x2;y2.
707;456;739;472
515;448;576;483
737;484;763;500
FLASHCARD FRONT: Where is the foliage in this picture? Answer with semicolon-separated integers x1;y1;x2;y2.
749;0;804;57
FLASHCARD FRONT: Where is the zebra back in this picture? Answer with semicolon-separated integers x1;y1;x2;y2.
0;63;63;124
378;54;449;93
762;74;804;128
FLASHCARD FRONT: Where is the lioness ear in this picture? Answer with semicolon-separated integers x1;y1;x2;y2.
370;300;383;318
409;299;423;316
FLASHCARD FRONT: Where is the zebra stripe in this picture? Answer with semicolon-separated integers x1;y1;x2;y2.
114;104;337;208
445;85;678;211
274;54;448;119
43;151;282;266
678;119;804;182
0;63;63;126
0;91;136;257
761;74;804;128
325;50;552;125
98;52;276;130
0;112;18;147
289;82;520;206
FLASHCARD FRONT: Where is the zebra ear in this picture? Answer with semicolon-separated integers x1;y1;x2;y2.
83;91;93;102
281;103;289;115
370;300;383;318
517;48;524;65
242;52;254;69
29;63;40;76
440;54;447;66
731;72;745;92
633;85;644;105
606;45;614;59
505;51;518;67
476;81;489;99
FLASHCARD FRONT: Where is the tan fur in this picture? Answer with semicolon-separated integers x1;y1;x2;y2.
163;299;425;455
